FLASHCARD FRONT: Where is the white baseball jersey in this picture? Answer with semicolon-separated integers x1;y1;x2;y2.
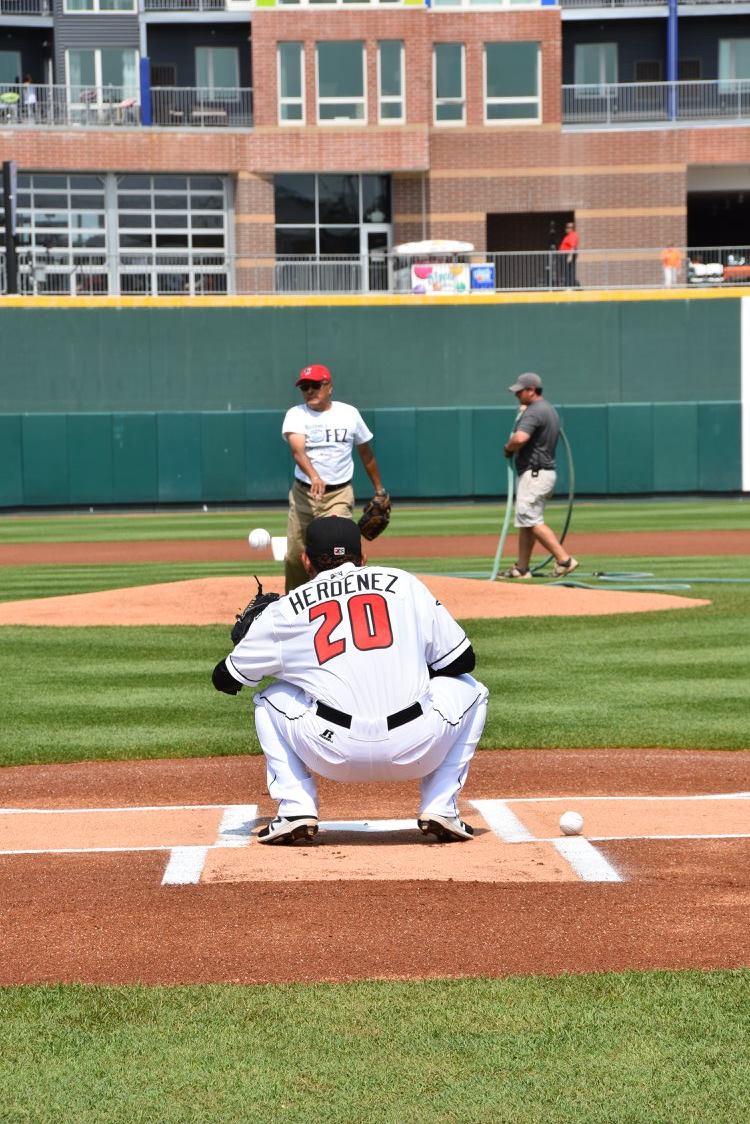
282;401;373;487
225;563;471;718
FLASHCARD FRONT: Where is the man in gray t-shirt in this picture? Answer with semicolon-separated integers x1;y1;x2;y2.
501;372;578;580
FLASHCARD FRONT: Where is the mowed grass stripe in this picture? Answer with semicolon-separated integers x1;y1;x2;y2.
1;973;748;1124
1;571;748;764
0;553;746;604
1;498;748;543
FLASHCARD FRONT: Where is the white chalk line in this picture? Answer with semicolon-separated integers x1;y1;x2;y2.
553;838;622;883
2;798;747;887
3;831;746;859
472;798;621;882
501;792;750;804
0;803;247;815
162;804;258;885
470;800;535;843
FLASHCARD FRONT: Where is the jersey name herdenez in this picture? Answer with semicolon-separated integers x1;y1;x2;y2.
226;563;470;718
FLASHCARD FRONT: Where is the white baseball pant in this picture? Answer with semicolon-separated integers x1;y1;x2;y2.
254;675;488;819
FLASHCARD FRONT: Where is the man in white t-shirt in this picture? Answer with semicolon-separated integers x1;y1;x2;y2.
281;363;387;592
212;516;488;845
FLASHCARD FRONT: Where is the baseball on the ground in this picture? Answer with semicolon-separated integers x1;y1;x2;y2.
248;527;271;550
559;811;584;836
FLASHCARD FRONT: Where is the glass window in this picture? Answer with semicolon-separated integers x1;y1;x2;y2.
67;48;139;101
274;174;393;266
65;0;135;11
276;227;316;255
278;42;304;124
574;43;617;88
434;43;465;124
196;47;239;97
0;52;21;85
378;41;404;123
318;175;359;224
362;174;391;223
320;227;359;254
10;172;230;296
719;39;750;81
316;41;365;123
484;42;540;123
275;174;316;224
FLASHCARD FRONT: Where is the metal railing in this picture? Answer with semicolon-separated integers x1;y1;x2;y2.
0;0;51;13
0;83;252;128
4;250;231;296
561;0;749;6
563;79;750;126
151;86;252;127
0;83;141;126
3;247;750;297
145;0;226;8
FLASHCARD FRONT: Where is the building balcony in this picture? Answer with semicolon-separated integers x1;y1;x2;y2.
144;0;229;9
0;0;51;14
151;86;252;127
0;83;253;128
562;79;750;127
561;0;750;8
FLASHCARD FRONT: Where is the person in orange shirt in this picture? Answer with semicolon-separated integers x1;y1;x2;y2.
558;221;579;287
661;245;682;287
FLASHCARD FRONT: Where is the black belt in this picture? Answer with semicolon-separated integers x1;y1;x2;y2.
296;479;351;494
316;700;423;731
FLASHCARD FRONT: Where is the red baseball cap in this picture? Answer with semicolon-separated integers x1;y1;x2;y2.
296;364;332;386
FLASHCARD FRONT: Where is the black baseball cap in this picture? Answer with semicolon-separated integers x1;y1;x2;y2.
508;372;543;393
305;516;362;561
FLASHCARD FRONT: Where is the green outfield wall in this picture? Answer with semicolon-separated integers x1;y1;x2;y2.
0;298;740;412
0;293;745;505
0;402;740;507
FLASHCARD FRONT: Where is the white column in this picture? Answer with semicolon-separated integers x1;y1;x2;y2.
742;297;750;493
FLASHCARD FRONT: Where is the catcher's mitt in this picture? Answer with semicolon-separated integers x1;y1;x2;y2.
358;491;391;542
231;576;280;645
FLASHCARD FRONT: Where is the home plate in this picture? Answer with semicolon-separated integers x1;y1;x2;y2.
200;818;578;884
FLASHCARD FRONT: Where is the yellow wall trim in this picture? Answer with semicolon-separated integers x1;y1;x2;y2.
1;288;747;310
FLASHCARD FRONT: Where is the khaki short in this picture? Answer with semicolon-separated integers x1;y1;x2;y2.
514;468;556;528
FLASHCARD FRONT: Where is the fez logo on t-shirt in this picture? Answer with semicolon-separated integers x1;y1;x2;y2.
308;426;349;445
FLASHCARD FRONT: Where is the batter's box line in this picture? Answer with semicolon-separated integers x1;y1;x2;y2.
470;799;622;883
161;817;420;886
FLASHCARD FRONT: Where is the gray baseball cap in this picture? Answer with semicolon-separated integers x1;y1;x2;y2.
508;372;543;393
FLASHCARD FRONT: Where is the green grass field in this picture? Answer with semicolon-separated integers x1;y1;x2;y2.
1;972;749;1124
0;496;748;543
2;499;748;1122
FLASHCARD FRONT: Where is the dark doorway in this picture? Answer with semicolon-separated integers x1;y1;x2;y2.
688;192;750;250
487;210;575;288
487;211;574;253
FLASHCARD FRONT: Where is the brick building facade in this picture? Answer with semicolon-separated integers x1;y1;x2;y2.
1;0;749;294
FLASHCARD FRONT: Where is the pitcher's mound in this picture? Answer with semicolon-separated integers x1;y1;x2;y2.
0;574;709;626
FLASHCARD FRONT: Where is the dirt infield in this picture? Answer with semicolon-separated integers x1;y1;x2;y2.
1;527;749;567
1;749;748;985
0;573;710;626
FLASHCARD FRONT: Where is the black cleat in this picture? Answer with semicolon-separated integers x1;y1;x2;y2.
257;815;319;845
417;814;474;843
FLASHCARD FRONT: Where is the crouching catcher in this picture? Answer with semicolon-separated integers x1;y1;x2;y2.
212;516;488;846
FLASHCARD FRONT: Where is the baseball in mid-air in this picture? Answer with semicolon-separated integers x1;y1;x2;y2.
559;810;584;836
248;527;271;550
